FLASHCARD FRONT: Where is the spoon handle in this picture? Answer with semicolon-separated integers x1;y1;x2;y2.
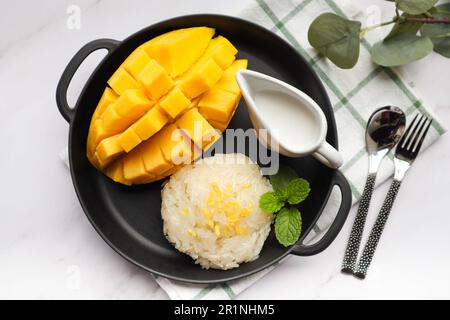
341;173;377;273
354;179;402;279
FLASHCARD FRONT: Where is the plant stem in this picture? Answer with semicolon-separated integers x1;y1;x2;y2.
360;18;397;38
403;16;450;24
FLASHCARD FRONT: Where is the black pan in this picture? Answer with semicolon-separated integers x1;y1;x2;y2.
56;15;352;283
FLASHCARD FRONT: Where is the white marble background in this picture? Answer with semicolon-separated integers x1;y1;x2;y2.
1;0;449;299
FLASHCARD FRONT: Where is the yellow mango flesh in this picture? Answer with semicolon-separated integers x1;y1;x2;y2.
107;68;141;95
122;49;152;79
215;59;248;94
91;87;118;122
159;87;191;119
142;27;215;77
101;89;154;132
198;88;238;122
96;134;124;168
176;108;219;149
87;27;247;185
118;106;169;152
179;59;223;99
135;59;174;100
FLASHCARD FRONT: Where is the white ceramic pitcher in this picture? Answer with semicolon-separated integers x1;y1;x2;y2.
236;70;343;169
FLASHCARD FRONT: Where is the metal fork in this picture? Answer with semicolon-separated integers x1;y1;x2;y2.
354;114;433;279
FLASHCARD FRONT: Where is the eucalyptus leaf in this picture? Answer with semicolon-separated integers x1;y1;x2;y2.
385;14;423;40
371;33;433;66
308;13;361;69
420;3;450;57
395;0;437;15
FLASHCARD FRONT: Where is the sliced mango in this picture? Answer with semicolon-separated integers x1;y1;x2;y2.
118;106;169;152
140;29;190;56
198;88;238;122
117;128;141;153
107;68;141;95
102;90;154;132
142;27;215;77
105;160;131;186
176;108;219;149
208;119;229;132
132;106;169;141
113;89;154;118
87;118;118;163
215;59;248;94
139;138;174;176
179;59;223;99
122;49;152;79
154;124;193;165
159;87;191;119
96;134;124;168
91;87;118;122
135;59;174;100
123;150;153;182
87;28;247;185
203;36;238;69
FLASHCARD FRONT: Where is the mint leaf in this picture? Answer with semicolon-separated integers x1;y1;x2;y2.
275;188;289;202
274;207;302;247
259;192;284;213
270;165;298;191
287;178;311;205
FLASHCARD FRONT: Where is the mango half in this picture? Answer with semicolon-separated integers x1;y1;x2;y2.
86;27;248;185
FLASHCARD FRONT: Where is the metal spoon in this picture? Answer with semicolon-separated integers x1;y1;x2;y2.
341;106;406;274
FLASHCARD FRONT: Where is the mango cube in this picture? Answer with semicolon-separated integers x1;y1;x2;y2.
117;127;141;153
117;106;169;153
105;160;131;186
107;68;141;95
96;134;124;167
179;59;223;99
123;152;152;182
136;60;174;100
198;88;238;122
132;106;169;141
143;27;215;77
114;89;154;118
139;28;190;56
153;124;193;165
208;119;229;132
123;49;152;79
159;87;191;119
204;36;238;69
138;138;174;176
92;87;118;122
176;108;219;149
102;90;153;133
215;60;248;94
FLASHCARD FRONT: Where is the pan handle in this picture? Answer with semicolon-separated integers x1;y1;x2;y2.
290;170;352;256
56;38;119;123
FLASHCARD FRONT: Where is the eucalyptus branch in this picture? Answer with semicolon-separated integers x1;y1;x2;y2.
360;18;397;38
402;16;450;24
308;1;450;69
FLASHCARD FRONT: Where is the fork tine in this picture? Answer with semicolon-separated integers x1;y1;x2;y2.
398;114;418;148
411;116;428;150
404;114;425;150
399;114;418;147
413;119;433;155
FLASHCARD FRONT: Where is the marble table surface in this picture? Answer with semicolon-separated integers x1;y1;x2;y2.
1;0;449;299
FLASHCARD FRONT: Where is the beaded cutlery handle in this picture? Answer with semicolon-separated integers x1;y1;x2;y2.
341;173;377;273
354;180;402;279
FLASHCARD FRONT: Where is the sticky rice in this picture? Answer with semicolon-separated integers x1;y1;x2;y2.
161;153;273;270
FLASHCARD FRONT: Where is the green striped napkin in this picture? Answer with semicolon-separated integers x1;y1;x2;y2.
61;0;446;300
153;0;445;299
